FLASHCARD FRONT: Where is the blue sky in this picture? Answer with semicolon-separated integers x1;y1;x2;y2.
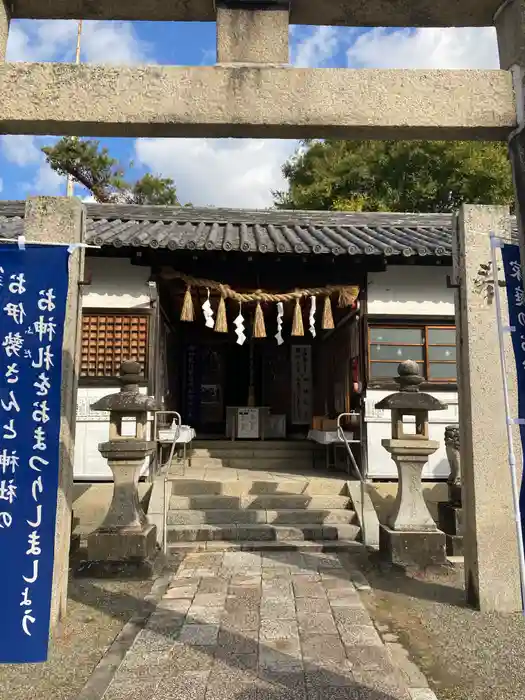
0;20;500;208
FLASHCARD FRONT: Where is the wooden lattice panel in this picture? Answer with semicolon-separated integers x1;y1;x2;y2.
81;313;149;378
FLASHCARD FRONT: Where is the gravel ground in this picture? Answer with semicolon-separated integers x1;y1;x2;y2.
347;552;525;700
0;574;152;700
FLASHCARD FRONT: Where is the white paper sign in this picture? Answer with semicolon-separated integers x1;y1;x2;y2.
237;407;259;439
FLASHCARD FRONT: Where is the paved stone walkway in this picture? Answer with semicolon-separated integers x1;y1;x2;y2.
100;552;434;700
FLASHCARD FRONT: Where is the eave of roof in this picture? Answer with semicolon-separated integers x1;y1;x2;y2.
0;200;491;259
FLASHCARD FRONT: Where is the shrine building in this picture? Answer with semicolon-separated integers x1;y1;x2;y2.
0;200;465;488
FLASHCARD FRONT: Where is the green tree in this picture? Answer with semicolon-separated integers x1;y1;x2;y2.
42;137;180;205
275;140;514;212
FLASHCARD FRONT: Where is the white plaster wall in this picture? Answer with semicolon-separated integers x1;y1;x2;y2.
364;389;458;479
75;257;153;480
367;265;454;316
75;386;152;480
365;263;456;479
82;257;151;309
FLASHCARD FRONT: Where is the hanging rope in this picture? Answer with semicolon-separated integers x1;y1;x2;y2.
160;269;359;307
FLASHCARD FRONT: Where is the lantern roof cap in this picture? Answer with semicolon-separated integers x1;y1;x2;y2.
375;360;447;412
90;361;158;414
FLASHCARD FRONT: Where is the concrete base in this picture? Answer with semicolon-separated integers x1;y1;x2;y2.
448;483;462;505
75;554;162;579
447;555;465;568
438;501;463;533
70;510;81;554
379;524;446;569
446;534;464;557
438;501;464;557
148;474;167;550
88;522;157;559
347;481;380;549
70;533;81;555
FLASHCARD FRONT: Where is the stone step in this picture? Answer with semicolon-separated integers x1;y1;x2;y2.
169;478;348;497
167;509;357;526
191;440;313;451
169;494;352;510
187;457;314;469
166;523;360;543
190;448;317;460
168;540;364;554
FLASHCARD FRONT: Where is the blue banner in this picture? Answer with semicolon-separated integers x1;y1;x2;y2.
0;244;69;664
501;244;525;547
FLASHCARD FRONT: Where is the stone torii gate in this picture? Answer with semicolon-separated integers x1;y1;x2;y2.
3;0;525;616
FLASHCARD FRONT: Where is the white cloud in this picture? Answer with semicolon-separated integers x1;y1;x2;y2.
135;138;298;208
7;19;153;65
347;27;499;69
0;134;64;196
81;22;154;65
290;26;342;68
0;135;42;166
32;160;64;194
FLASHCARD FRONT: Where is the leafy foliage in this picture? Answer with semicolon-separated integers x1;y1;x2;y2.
42;137;180;205
275;140;514;212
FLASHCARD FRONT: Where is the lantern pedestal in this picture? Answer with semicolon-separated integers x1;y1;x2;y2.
382;440;440;532
84;361;160;578
87;526;157;577
379;439;446;569
375;361;448;570
379;525;446;569
87;445;157;576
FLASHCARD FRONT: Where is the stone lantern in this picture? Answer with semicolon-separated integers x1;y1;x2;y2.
87;361;159;575
375;360;447;568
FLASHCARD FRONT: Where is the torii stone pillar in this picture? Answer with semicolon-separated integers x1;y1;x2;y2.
0;0;9;61
23;197;86;626
454;204;522;612
216;0;289;66
496;0;525;271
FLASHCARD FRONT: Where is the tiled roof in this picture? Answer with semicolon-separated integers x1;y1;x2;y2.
0;202;464;258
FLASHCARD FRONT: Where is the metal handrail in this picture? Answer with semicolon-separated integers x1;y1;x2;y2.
154;410;182;472
153;410;182;556
336;412;364;483
337;412;368;546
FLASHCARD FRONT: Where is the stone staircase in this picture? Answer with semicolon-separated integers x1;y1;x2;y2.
165;440;361;553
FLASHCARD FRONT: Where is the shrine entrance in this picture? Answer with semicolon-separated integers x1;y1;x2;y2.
154;245;366;442
178;332;296;437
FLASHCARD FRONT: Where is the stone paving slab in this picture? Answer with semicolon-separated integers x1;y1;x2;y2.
94;551;433;700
